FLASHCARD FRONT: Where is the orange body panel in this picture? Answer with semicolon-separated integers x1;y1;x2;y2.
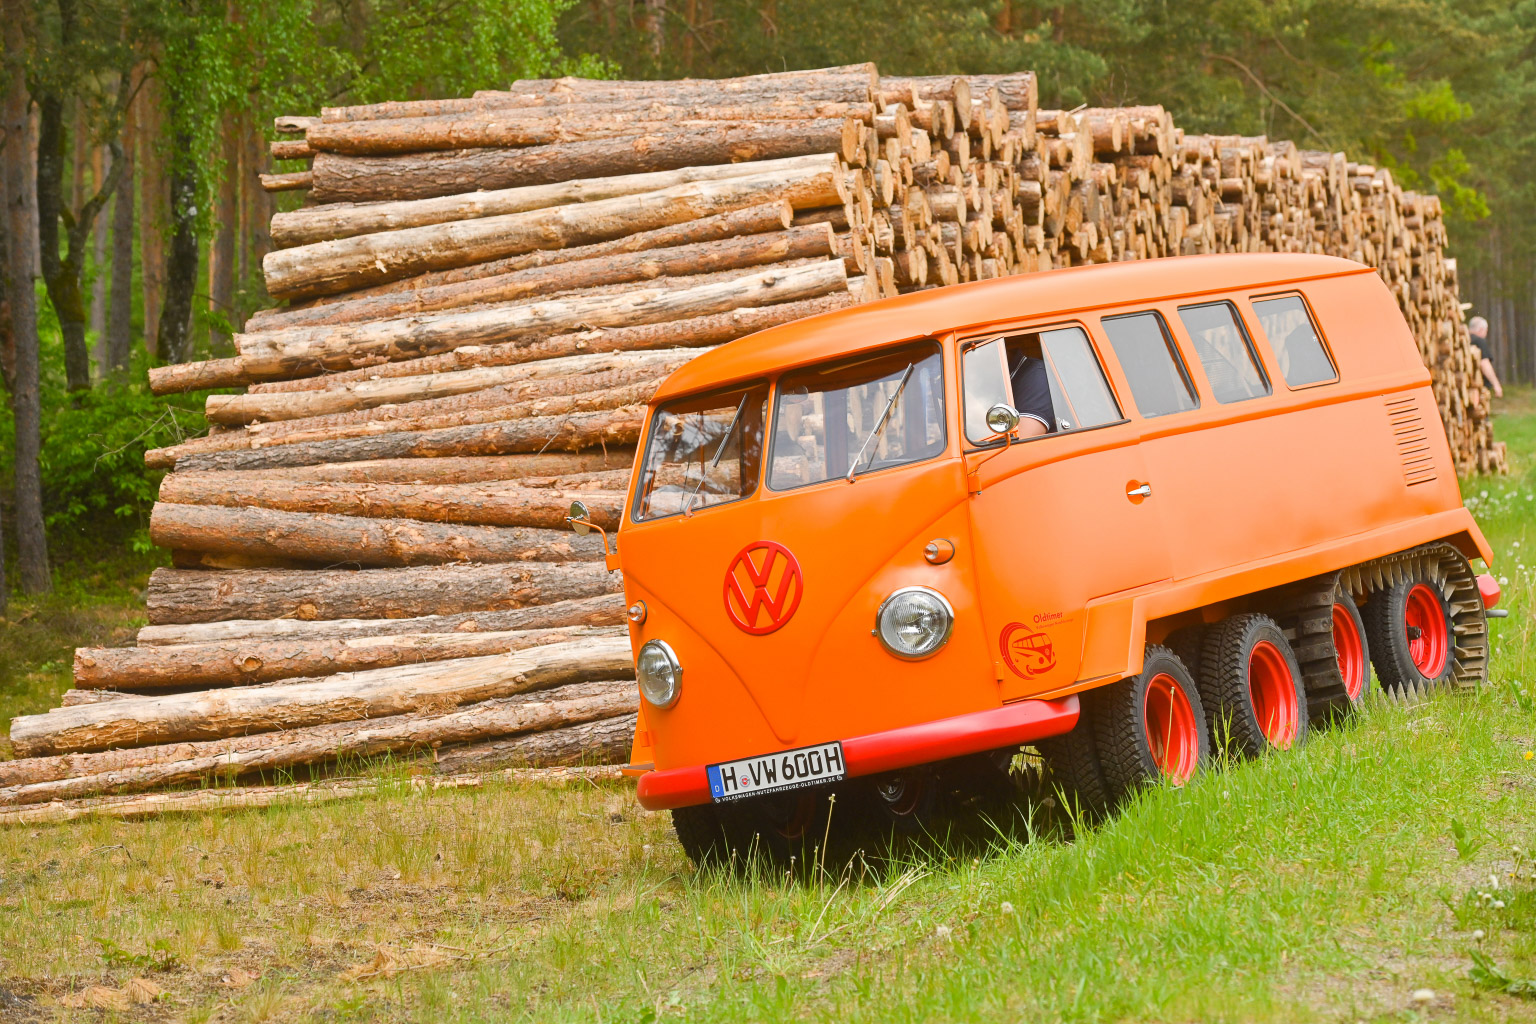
617;254;1491;805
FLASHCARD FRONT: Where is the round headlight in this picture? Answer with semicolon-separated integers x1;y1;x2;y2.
636;639;682;708
875;586;954;659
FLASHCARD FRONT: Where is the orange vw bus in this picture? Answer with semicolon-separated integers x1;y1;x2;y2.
575;253;1502;865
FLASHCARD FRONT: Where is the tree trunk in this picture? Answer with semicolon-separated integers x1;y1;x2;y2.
317;65;877;121
270;155;813;248
88;147;109;360
156;129;198;363
137;75;164;354
137;592;624;645
250;222;830;331
304;104;875;155
74;623;626;690
235;262;845;382
158;475;626;530
306;120;859;204
242;293;851;396
264;161;844;297
105;104;134;375
148;502;607;567
2;11;50;593
208;119;238;354
165;404;645;473
11;636;634;757
207;348;687;425
1;684;638;805
36;92;93;392
432;711;634;772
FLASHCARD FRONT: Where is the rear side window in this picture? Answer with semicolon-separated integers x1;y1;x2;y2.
961;326;1120;442
1251;294;1337;387
1177;302;1271;403
1100;312;1198;418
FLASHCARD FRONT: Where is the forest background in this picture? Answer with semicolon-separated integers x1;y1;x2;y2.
0;0;1533;607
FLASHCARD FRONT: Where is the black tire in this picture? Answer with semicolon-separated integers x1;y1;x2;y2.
1348;542;1489;694
1164;624;1207;685
672;804;729;868
1363;571;1456;695
1267;573;1374;723
1090;645;1210;804
1035;721;1111;820
1198;613;1308;757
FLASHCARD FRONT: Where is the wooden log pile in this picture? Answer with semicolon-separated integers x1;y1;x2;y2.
0;65;1501;818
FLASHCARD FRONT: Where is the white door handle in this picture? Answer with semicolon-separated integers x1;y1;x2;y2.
1127;483;1153;499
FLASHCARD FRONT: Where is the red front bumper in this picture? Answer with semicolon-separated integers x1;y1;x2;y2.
634;696;1080;810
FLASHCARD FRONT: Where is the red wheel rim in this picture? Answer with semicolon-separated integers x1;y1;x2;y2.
1143;672;1200;783
1404;583;1449;679
1248;640;1299;749
1332;603;1366;701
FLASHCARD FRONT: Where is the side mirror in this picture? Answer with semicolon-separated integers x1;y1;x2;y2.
566;500;594;535
985;403;1021;438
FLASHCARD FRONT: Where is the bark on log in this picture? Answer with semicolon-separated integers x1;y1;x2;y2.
158;476;627;531
137;592;625;646
306;120;860;205
9;637;635;756
260;171;312;192
75;623;627;691
163;376;666;463
243;294;851;395
306;106;876;155
272;201;790;309
264;162;844;297
318;66;877;121
270;159;810;249
248;224;833;331
233;262;845;381
0;767;626;825
164;405;645;473
208;349;688;425
432;712;635;773
148;503;606;568
226;452;635;485
4;686;637;804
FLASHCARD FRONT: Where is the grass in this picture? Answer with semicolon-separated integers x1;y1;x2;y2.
0;390;1533;1022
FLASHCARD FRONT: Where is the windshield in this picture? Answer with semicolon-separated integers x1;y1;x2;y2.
632;383;769;521
768;341;946;489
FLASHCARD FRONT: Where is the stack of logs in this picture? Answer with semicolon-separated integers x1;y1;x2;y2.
0;64;1502;817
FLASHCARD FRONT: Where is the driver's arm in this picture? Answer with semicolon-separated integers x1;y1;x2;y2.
1009;356;1054;435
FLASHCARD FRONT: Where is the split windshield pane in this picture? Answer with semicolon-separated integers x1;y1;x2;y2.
769;342;946;489
632;384;769;521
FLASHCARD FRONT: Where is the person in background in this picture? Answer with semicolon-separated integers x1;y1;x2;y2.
1468;316;1504;399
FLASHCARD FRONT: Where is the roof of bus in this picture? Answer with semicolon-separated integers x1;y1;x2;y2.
652;252;1375;401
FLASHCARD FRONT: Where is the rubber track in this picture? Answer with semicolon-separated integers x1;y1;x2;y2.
1343;541;1489;695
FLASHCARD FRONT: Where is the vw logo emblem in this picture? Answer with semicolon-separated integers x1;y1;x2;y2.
723;541;804;635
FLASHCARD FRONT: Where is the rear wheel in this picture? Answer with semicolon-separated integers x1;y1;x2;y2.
1268;573;1373;722
1199;613;1307;756
1090;645;1209;804
1364;572;1455;694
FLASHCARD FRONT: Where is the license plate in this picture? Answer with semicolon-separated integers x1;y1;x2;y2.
707;741;846;803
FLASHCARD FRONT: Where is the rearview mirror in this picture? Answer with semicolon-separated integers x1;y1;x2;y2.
985;403;1021;437
566;500;593;535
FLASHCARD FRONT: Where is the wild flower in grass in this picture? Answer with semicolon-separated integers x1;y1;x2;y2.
935;925;952;941
1000;902;1014;915
1473;930;1486;941
1411;988;1435;1004
1525;751;1534;761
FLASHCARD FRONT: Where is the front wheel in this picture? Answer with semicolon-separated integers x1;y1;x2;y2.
1090;645;1209;804
1199;613;1307;757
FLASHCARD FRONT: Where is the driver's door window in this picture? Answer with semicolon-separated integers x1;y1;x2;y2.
962;326;1122;445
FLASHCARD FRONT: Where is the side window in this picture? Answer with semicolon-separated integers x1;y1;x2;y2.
961;326;1120;444
1177;302;1271;404
1100;312;1199;418
1251;294;1337;387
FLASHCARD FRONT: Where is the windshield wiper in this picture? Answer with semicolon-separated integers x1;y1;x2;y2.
681;393;749;516
846;363;915;482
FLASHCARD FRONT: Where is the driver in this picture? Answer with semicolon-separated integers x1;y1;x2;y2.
1006;336;1054;437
